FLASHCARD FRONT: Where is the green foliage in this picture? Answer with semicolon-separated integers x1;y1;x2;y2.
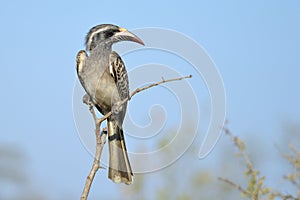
220;127;300;200
121;124;300;200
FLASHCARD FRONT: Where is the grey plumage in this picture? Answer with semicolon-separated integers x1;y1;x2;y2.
76;24;144;184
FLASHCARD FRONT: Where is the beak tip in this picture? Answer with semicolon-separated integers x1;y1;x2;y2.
130;36;145;46
139;40;145;46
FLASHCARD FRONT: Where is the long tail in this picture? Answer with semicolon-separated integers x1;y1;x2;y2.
107;118;133;184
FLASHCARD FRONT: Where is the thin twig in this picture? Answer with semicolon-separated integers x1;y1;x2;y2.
80;103;107;200
223;127;253;167
218;177;250;196
96;74;192;124
80;127;106;200
80;74;192;200
271;191;299;200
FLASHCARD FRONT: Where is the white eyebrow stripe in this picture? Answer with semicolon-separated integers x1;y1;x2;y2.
87;27;110;49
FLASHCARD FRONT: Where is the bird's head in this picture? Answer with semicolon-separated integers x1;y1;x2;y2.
85;24;144;51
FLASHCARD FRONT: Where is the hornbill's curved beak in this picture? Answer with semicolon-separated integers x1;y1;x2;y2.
114;27;144;45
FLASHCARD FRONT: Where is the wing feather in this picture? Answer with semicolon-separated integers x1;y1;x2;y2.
109;51;129;100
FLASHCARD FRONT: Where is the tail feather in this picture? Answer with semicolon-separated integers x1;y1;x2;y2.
107;118;133;184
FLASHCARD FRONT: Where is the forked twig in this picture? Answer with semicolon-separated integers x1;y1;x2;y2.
80;75;192;200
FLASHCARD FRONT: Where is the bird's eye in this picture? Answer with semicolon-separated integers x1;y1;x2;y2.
106;31;114;38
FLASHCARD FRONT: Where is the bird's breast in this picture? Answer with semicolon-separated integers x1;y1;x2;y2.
93;68;121;114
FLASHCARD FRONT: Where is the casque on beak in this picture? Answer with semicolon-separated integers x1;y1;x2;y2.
114;27;144;45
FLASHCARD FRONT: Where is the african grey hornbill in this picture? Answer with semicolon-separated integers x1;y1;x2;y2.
76;24;144;184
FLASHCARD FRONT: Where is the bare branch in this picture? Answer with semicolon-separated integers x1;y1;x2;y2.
218;177;250;196
97;74;192;124
81;127;106;200
80;74;192;199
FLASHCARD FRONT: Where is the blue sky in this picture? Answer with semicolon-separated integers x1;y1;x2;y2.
0;0;300;199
